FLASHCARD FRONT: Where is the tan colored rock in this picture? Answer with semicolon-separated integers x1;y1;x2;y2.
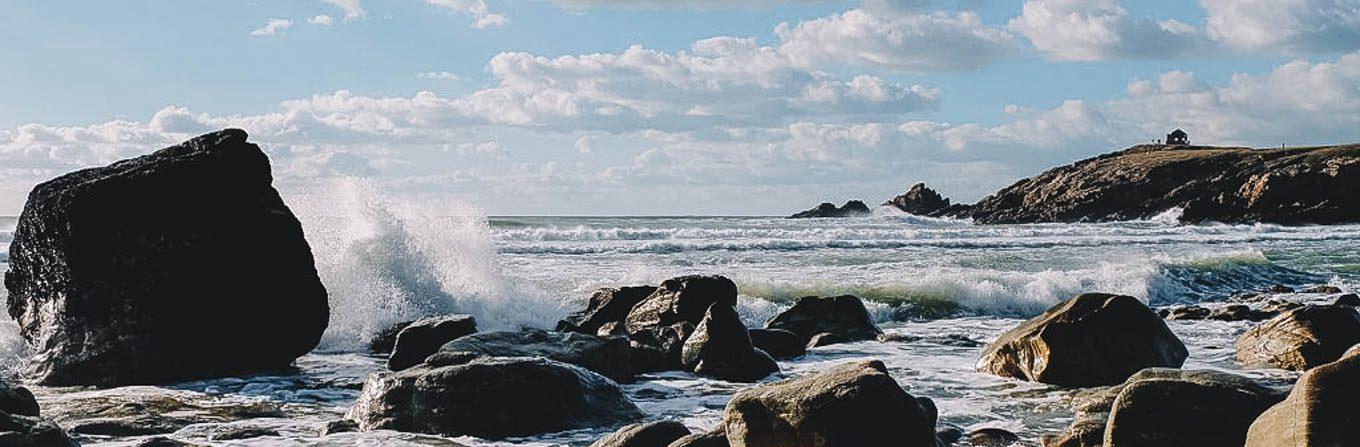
1235;305;1360;371
1245;345;1360;446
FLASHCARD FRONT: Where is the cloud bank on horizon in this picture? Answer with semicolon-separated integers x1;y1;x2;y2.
2;0;1359;215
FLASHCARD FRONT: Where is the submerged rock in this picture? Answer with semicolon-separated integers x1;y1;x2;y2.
787;201;872;218
3;129;329;386
884;183;952;216
590;420;691;447
626;275;739;365
681;305;779;382
558;286;659;335
346;356;642;439
764;295;883;348
1246;345;1360;446
1303;285;1344;294
42;386;284;437
977;293;1188;386
430;329;633;381
722;360;939;447
747;328;806;359
386;315;478;371
1236;304;1360;371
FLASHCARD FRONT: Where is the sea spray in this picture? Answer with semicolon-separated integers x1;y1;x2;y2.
284;179;565;351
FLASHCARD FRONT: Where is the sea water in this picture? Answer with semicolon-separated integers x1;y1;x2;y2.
0;181;1357;446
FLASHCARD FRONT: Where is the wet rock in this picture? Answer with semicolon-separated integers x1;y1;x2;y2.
1163;305;1211;320
1303;285;1344;294
935;426;965;445
885;183;952;216
1102;369;1284;447
429;329;632;382
320;419;360;436
0;382;39;417
205;426;281;441
667;429;729;447
788;201;872;218
1246;345;1360;446
42;387;284;437
0;413;80;447
628;342;672;375
967;428;1020;446
346;356;643;439
626;275;738;365
764;295;883;348
977;293;1188;386
558;286;659;335
3;129;329;386
590;420;691;447
722;360;939;447
747;328;805;359
133;437;199;447
681;305;779;382
1335;293;1360;307
1266;284;1296;294
1236;304;1360;371
370;320;417;354
388;315;478;371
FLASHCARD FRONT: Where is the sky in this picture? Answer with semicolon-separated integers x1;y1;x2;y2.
2;0;1359;215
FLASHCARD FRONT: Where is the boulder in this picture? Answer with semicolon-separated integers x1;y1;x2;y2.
346;356;642;439
591;420;691;447
668;429;729;447
558;286;659;335
319;419;360;435
2;129;329;386
429;329;632;381
747;329;805;359
967;428;1020;446
133;437;198;447
764;295;882;348
1246;345;1360;446
42;386;284;436
788;201;872;218
0;380;77;447
1335;293;1360;307
977;293;1188;386
681;305;779;382
370;320;416;354
722;360;938;447
0;382;39;417
1235;304;1360;371
884;183;952;216
386;315;478;371
1303;285;1344;294
625;275;739;364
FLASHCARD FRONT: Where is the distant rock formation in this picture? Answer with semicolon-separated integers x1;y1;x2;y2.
788;200;872;218
883;183;953;216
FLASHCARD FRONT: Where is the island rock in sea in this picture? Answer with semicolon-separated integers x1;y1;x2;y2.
3;129;330;386
787;200;871;218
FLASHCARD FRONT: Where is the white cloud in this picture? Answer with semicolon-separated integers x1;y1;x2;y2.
417;71;462;80
426;0;508;28
310;15;336;26
251;18;294;37
1008;0;1206;61
575;136;594;154
1201;0;1360;53
776;9;1014;72
323;0;366;20
450;141;509;157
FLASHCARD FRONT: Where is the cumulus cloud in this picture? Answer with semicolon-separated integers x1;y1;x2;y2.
777;9;1013;72
1008;0;1206;61
426;0;508;28
310;15;335;26
323;0;366;20
251;18;294;36
417;71;462;80
1201;0;1360;53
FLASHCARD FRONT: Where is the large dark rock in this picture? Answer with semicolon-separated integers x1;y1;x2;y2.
590;420;691;447
43;387;284;437
722;360;938;447
1246;345;1360;446
884;183;952;216
668;429;729;447
964;143;1360;224
0;382;39;417
0;380;77;447
788;201;872;219
625;275;739;365
346;356;643;439
747;329;805;359
429;329;632;382
764;295;882;348
977;293;1188;386
558;286;659;335
3;129;329;386
681;305;779;382
386;315;478;371
370;320;417;354
1235;304;1360;371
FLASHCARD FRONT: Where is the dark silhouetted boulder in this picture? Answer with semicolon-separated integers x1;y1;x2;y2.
765;295;882;348
788;201;872;218
1337;293;1360;306
0;380;77;447
558;286;659;335
3;129;329;386
1303;285;1344;294
1235;304;1360;371
386;315;478;371
626;275;739;365
591;420;691;447
429;329;632;381
967;428;1020;446
885;183;952;216
681;305;778;382
1246;345;1360;446
346;356;642;439
722;360;938;447
747;328;805;359
370;320;416;354
977;293;1188;386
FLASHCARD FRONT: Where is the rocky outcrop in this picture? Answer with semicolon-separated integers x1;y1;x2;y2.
722;360;938;447
626;275;739;366
681;305;779;382
346;356;643;439
386;315;478;371
43;386;283;437
370;320;416;354
978;293;1188;386
668;430;729;447
764;295;882;348
884;183;954;216
429;329;633;381
1043;368;1284;447
1246;345;1360;446
0;381;77;447
964;144;1360;224
1235;304;1360;371
590;420;691;447
747;329;805;359
788;201;872;218
3;129;329;386
558;286;659;335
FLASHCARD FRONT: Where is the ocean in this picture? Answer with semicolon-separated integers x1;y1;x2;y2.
1;183;1357;445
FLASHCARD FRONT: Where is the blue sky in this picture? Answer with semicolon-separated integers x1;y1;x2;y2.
2;0;1358;215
